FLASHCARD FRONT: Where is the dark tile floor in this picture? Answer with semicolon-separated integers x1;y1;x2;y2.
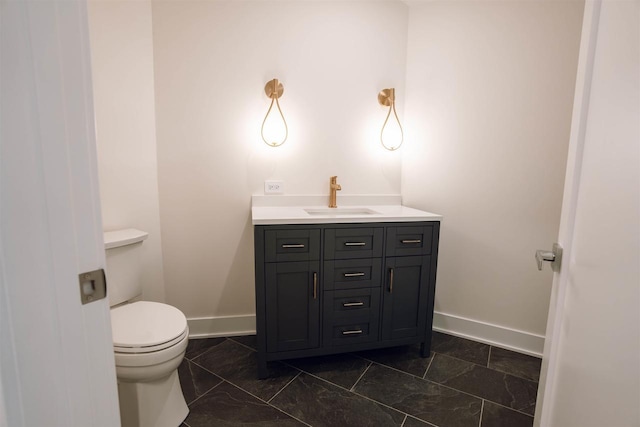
178;331;541;427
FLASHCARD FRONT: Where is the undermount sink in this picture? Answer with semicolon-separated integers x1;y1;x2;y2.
304;207;380;216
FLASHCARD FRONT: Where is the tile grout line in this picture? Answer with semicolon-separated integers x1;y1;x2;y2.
400;414;408;427
227;337;258;353
221;379;313;427
478;399;485;427
182;377;225;408
267;370;302;404
487;346;492;368
422;353;435;379
432;351;539;384
291;366;414;421
350;361;372;392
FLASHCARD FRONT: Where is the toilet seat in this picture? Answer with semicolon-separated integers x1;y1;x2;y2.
111;301;188;354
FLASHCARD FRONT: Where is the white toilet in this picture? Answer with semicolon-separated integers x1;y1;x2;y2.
104;229;189;427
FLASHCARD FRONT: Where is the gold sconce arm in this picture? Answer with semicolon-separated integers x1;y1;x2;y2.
261;78;288;147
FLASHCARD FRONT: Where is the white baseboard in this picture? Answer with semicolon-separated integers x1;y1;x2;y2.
187;315;256;339
433;311;544;357
187;312;544;357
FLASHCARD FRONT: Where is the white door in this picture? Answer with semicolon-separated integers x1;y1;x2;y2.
534;1;639;426
0;1;120;426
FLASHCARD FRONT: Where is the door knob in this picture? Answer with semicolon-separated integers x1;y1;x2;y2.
535;243;563;272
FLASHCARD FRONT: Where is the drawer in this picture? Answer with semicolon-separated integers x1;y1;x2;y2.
265;229;320;262
324;321;379;346
323;288;380;346
324;227;383;260
385;225;435;257
323;258;382;290
325;288;381;320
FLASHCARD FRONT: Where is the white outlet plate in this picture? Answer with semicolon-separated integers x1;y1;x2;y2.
264;181;284;194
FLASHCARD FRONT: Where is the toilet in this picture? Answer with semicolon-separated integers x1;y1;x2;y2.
104;229;189;427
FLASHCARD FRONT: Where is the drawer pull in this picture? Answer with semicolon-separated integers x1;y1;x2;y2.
389;268;394;293
344;242;366;247
343;301;364;307
344;272;365;277
342;329;363;335
282;244;305;248
401;239;422;244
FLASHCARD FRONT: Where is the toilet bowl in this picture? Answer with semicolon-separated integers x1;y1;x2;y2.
105;229;189;427
111;301;189;427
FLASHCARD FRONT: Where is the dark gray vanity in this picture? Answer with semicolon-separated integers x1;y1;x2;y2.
253;216;440;379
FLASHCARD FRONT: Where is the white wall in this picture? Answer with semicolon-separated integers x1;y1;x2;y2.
88;0;166;302
402;1;584;352
151;0;408;324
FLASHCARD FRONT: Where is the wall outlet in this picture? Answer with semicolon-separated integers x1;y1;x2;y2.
264;180;284;194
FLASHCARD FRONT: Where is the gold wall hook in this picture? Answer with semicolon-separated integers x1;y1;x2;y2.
261;78;288;147
378;88;404;151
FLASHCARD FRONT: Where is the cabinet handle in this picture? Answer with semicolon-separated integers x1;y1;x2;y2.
401;239;421;244
389;268;394;293
344;272;365;277
343;301;364;307
344;242;366;247
313;272;317;300
282;244;305;248
342;329;363;335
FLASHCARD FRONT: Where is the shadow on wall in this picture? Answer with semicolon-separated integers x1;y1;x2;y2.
215;214;256;318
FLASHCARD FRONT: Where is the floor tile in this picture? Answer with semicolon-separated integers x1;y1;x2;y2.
185;337;226;360
178;359;222;405
481;401;534;427
426;354;537;415
271;372;405;427
354;363;482;427
287;353;371;389
431;332;490;366
355;344;433;377
403;416;438;426
184;381;305;427
229;334;258;350
192;339;299;401
489;347;541;382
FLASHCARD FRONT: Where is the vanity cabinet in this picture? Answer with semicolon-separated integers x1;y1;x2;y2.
254;221;439;379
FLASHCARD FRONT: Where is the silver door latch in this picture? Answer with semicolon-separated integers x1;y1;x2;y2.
536;243;563;272
78;269;107;305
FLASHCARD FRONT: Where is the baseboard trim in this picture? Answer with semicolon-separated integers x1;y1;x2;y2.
187;315;256;339
187;312;544;357
433;311;544;357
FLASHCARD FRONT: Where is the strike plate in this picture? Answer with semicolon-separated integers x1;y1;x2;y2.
78;269;107;305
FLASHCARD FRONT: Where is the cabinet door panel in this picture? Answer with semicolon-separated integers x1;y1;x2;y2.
382;255;431;340
265;261;320;352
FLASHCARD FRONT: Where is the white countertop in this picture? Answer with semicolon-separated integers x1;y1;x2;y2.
251;195;442;225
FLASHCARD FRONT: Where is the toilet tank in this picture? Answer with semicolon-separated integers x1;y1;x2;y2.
104;229;148;307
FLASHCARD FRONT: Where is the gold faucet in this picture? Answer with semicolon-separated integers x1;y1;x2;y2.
329;176;341;208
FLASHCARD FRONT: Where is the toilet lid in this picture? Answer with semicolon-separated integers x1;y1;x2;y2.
111;301;187;353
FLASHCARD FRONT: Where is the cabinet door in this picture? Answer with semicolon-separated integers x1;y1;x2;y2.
381;255;431;340
265;261;320;352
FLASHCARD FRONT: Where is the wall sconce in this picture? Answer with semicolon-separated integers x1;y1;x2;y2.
261;78;288;147
378;88;404;151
